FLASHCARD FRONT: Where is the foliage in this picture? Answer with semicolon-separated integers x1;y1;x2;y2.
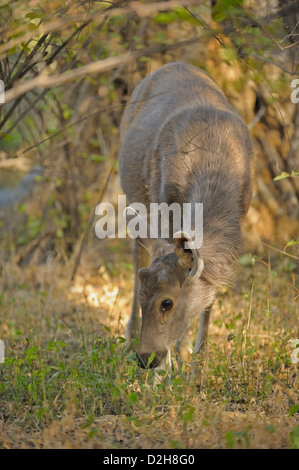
0;0;298;256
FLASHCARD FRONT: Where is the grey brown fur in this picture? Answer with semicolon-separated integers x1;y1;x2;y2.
119;62;253;374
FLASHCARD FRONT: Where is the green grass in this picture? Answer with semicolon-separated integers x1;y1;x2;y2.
0;245;298;448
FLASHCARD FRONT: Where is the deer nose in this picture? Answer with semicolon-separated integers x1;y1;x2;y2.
137;350;167;369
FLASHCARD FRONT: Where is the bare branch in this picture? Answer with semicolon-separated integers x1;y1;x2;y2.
262;242;299;261
0;0;198;58
2;37;202;103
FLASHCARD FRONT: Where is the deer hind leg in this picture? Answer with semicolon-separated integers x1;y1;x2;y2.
125;240;151;347
190;303;213;381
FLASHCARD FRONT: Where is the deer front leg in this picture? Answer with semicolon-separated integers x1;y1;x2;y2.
125;240;151;347
175;336;192;372
153;349;172;388
190;303;213;381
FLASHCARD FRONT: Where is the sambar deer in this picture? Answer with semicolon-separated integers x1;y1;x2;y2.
119;62;253;378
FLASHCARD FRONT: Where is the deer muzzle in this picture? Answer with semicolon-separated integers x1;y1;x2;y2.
136;350;167;369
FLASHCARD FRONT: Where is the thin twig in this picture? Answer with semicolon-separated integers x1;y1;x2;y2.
262;241;299;261
0;0;198;58
5;90;166;160
0;89;48;136
7;103;124;159
249;52;298;75
71;163;116;282
242;281;254;372
3;37;202;103
247;105;266;130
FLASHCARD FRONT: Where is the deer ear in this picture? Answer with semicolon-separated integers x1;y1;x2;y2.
138;267;149;282
173;231;204;278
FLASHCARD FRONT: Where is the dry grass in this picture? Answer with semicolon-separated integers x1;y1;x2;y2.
0;239;298;449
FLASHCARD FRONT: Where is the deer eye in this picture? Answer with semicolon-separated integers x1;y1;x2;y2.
161;299;173;312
